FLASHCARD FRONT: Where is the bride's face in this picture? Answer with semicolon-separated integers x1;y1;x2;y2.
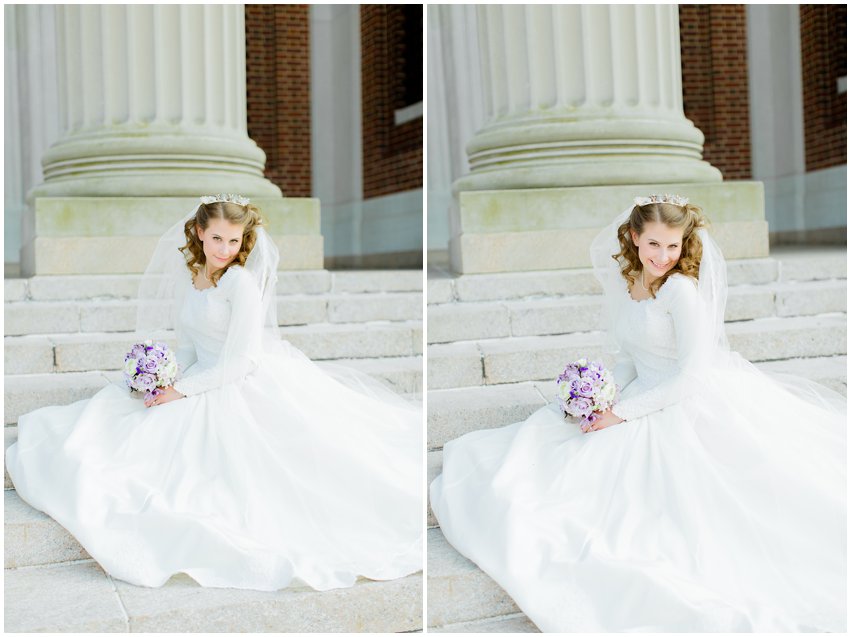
196;218;245;271
630;221;684;281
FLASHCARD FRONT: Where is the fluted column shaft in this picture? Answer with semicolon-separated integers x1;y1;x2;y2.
457;5;721;191
33;4;280;198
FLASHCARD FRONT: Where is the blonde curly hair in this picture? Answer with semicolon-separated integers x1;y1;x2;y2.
614;201;708;298
179;201;265;286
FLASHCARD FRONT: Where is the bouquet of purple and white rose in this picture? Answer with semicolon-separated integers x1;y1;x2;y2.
556;358;618;428
123;341;178;401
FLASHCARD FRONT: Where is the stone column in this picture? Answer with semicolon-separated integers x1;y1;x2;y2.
457;4;720;191
427;5;486;256
448;4;767;274
32;4;280;199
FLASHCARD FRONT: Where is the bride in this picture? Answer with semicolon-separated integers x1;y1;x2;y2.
430;194;845;632
6;194;422;592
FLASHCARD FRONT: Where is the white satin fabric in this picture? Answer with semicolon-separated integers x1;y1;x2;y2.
431;274;846;632
7;267;423;592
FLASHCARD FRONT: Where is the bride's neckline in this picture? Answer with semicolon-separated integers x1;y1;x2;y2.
625;272;686;304
626;272;655;303
626;284;655;304
190;265;232;292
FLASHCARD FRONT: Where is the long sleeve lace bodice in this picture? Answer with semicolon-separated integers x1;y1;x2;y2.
172;265;263;397
609;273;704;421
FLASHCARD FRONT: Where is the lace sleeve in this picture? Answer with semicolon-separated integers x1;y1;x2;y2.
611;275;704;421
173;267;263;397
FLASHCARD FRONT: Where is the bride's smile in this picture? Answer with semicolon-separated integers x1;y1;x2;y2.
630;220;683;283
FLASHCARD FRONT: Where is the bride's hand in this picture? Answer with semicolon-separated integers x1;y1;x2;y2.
145;386;185;408
581;409;624;433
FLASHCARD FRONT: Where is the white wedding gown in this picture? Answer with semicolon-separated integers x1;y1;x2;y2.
431;274;845;632
7;265;423;591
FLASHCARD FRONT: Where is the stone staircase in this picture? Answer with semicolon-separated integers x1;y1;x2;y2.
4;269;423;632
425;246;846;632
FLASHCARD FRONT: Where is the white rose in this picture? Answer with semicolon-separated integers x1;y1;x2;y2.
158;359;176;380
123;358;138;375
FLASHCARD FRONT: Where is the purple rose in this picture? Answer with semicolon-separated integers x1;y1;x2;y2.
570;397;592;416
578;381;594;397
143;357;159;373
136;373;156;391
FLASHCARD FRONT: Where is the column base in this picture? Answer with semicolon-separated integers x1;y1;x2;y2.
459;116;724;191
449;182;768;274
21;197;323;276
32;130;283;200
455;156;724;192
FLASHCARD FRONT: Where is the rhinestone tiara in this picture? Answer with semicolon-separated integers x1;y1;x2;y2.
200;194;250;206
634;194;689;207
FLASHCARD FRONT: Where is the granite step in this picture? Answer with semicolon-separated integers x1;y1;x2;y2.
427;527;526;630
5;489;90;567
5;427;16;489
427;450;442;529
428;257;779;304
771;245;848;282
427;314;847;390
430;613;540;633
4;557;421;632
5;292;423;336
4;269;423;303
4;354;422;426
428;383;548;452
5;321;423;375
427;280;846;344
427;248;845;305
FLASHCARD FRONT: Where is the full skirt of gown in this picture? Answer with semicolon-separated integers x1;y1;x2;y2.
430;364;846;632
7;341;422;592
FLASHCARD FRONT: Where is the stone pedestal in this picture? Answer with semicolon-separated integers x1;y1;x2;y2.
450;182;767;274
22;198;323;275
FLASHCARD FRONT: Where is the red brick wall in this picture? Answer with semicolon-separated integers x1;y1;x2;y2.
245;5;311;197
679;5;752;180
800;4;846;171
360;5;423;199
